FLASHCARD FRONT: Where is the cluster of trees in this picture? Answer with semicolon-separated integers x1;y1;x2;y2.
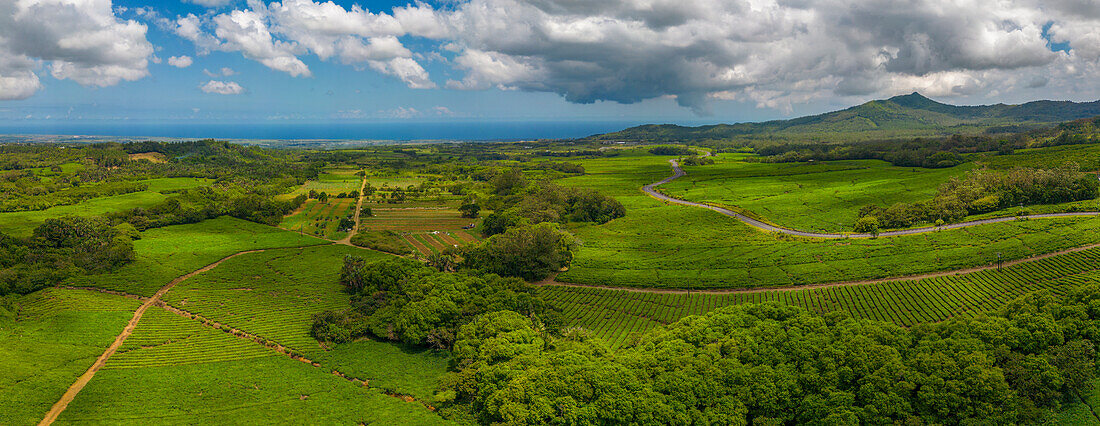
110;187;306;230
855;165;1098;231
481;181;625;237
680;155;714;166
0;217;135;296
462;223;576;281
756;134;1017;168
439;285;1100;425
649;146;696;156
0;176;147;212
310;257;557;349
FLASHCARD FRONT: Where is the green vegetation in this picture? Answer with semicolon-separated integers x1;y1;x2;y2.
1;216;136;296
0;288;140;425
160;244;449;398
350;230;414;255
541;247;1100;347
443;285;1100;424
556;149;1100;289
856;165;1098;230
661;154;968;231
68;216;324;296
61;343;446;424
587;92;1100;144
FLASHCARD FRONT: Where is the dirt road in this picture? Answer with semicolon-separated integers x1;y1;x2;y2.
644;159;1100;238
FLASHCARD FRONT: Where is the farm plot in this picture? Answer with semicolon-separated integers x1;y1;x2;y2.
360;208;480;256
105;308;275;369
541;247;1100;348
0;288;140;425
281;197;357;240
160;244;450;398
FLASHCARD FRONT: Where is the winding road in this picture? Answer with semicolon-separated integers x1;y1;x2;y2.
644;158;1100;238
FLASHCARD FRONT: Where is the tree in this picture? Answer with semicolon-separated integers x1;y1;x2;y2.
491;167;526;195
459;201;481;218
853;215;879;234
462;223;576;281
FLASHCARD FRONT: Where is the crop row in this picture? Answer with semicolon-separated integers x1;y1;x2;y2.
540;248;1100;348
106;308;274;369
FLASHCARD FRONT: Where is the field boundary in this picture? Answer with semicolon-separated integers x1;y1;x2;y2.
645;158;1100;238
542;242;1100;294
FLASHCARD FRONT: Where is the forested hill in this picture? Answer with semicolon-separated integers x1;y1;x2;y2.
585;93;1100;143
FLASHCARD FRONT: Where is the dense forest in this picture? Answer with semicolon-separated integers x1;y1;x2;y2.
312;256;1100;425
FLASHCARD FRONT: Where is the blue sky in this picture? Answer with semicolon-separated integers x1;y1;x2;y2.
2;0;1100;137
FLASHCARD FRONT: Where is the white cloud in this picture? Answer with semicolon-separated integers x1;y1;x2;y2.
220;67;236;76
0;0;153;99
168;55;193;68
186;0;235;7
166;0;1100;113
168;0;434;88
380;106;420;119
200;80;245;94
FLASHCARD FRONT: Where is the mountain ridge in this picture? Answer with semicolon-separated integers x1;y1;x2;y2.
585;93;1100;143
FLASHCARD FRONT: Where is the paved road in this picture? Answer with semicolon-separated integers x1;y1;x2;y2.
643;158;1100;239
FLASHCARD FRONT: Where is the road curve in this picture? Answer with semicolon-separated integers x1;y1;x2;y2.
643;159;1100;239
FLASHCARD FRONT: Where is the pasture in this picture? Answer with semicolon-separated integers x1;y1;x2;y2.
555;150;1100;289
543;246;1100;348
0;177;211;237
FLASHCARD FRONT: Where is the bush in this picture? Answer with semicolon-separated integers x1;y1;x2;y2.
462;223;576;281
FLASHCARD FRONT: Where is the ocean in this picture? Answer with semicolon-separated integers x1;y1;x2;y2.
0;120;661;142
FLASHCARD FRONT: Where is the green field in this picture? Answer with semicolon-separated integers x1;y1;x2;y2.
161;244;451;398
280;197;357;240
0;288;140;425
0;177;211;237
358;208;480;256
543;246;1100;348
60;340;447;424
69;216;326;296
555;150;1100;289
661;154;971;231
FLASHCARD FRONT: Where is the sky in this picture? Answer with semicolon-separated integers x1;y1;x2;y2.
1;0;1100;136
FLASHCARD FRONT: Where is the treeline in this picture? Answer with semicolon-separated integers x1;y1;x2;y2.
310;257;558;349
755;116;1100;169
478;168;625;237
109;187;306;230
855;165;1098;231
648;146;696;156
756;134;1015;168
0;217;135;296
437;286;1100;425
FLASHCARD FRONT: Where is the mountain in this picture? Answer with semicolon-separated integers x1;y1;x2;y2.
585;93;1100;143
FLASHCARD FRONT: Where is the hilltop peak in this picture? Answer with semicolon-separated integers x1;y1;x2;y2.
885;92;941;107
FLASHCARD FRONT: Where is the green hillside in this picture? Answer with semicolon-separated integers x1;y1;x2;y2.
587;93;1100;143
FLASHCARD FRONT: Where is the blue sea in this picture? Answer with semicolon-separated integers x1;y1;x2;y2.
0;120;667;142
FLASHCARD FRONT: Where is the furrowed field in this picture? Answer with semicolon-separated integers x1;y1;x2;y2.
59;324;446;424
359;208;480;256
0;288;140;424
542;246;1100;348
161;244;451;399
555;150;1100;289
281;196;358;240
